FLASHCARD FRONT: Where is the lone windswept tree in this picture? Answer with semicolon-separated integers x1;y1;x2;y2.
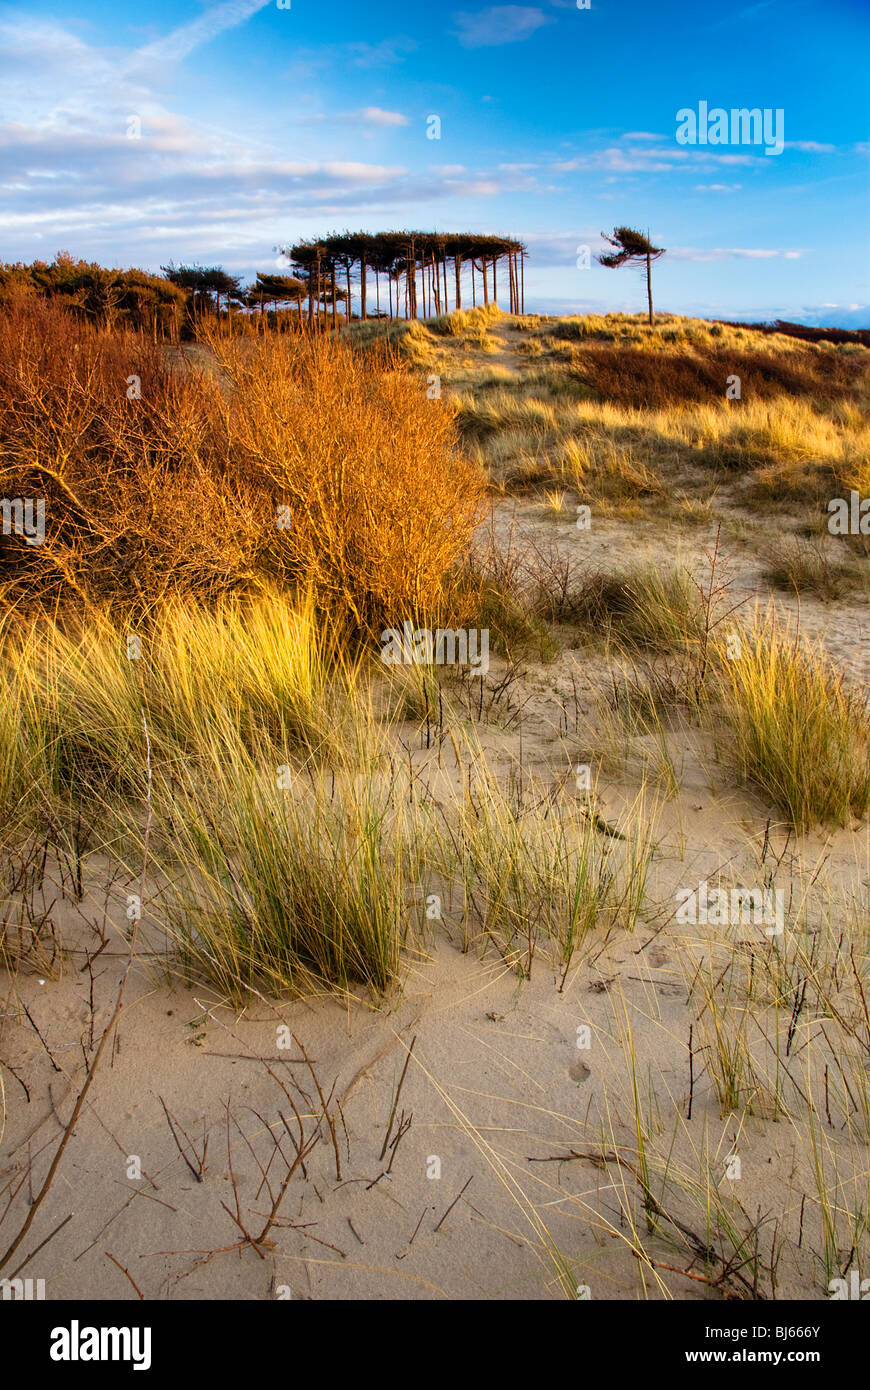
597;227;666;326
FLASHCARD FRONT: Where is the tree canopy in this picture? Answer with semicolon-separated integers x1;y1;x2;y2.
597;226;666;326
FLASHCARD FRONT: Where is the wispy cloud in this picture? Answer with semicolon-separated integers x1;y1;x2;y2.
552;145;760;174
785;140;836;153
348;37;418;66
671;246;803;262
453;6;552;47
134;0;273;67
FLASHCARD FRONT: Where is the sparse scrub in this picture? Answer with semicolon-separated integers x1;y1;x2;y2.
570;563;705;652
440;750;655;977
762;535;863;600
0;299;484;624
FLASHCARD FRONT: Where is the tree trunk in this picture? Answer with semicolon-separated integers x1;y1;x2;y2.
646;253;654;326
454;255;462;311
360;257;367;320
409;244;418;318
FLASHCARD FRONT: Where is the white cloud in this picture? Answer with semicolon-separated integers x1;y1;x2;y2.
359;107;410;127
551;144;761;175
785;140;836;153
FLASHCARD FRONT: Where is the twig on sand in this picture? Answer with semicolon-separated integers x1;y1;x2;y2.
379;1035;416;1160
105;1250;145;1299
433;1176;473;1233
0;707;152;1276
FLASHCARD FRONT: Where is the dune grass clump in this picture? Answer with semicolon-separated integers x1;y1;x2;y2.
570;563;705;652
0;592;360;816
152;735;410;1000
435;750;656;977
761;535;862;600
714;613;870;830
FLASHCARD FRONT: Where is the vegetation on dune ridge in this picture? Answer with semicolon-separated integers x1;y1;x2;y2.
0;296;484;617
1;286;869;1002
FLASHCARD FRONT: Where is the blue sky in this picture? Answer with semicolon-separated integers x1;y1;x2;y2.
1;0;867;323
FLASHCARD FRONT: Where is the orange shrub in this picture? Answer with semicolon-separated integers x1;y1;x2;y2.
204;324;486;627
0;299;484;625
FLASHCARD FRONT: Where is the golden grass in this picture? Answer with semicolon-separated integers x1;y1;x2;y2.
713;611;870;830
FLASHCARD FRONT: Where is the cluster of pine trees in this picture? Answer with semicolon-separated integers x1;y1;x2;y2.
0;231;528;337
278;231;527;325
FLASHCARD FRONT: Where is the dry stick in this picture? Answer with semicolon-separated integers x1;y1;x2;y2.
219;1200;268;1259
158;1096;204;1182
379;1035;416;1161
19;1000;62;1072
105;1250;145;1299
246;1107;285;1203
408;1207;428;1246
7;1212;73;1280
687;1023;694;1120
850;945;870;1052
0;707;152;1275
632;1250;741;1299
385;1112;412;1175
0;1061;30;1103
254;1132;321;1248
433;1176;473;1233
293;1032;341;1181
192;1001;309;1161
532;1148;759;1295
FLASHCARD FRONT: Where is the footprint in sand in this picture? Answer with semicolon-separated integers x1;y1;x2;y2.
568;1061;591;1083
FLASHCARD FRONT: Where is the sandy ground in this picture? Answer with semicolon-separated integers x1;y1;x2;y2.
2;479;869;1301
